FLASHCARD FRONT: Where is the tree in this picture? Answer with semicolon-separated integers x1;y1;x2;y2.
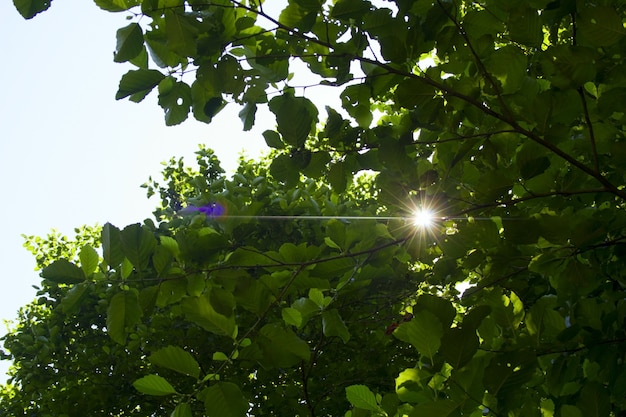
4;0;626;416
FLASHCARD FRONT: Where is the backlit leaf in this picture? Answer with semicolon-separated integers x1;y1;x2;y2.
149;345;201;379
393;310;443;360
120;223;157;270
345;384;379;411
133;374;177;396
78;244;99;276
106;290;142;345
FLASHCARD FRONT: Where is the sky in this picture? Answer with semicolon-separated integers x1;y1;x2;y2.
0;1;279;380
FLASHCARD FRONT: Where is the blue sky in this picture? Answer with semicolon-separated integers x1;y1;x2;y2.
0;1;273;379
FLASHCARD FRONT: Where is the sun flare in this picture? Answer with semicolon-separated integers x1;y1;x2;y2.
412;208;435;228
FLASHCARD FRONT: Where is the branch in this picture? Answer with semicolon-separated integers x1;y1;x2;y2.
453;188;609;217
577;87;600;174
434;0;515;121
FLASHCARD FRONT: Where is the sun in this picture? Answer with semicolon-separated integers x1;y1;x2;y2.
412;208;435;228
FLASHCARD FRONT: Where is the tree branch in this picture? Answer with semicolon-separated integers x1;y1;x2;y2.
577;86;600;174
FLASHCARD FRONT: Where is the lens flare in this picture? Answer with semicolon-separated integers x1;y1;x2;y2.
412;208;435;228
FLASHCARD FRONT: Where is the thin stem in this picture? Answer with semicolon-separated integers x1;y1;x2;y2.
577;86;600;174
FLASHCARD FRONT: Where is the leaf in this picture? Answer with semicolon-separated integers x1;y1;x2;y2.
116;69;165;101
160;235;180;257
171;403;193;417
106;291;143;345
165;10;197;57
133;374;177;396
102;223;124;268
507;8;543;47
13;0;51;19
79;244;99;276
577;383;610;417
409;400;458;417
268;94;318;148
484;46;527;94
114;23;144;63
282;307;303;328
560;405;583;417
331;0;372;21
238;102;256;131
149;345;201;379
120;223;157;270
440;326;479;369
59;282;90;314
41;259;85;284
182;293;236;337
578;6;625;46
263;130;285;149
158;78;193;126
322;308;350;343
257;323;310;367
393;310;443;360
270;154;300;186
345;384;379;411
94;0;140;11
204;382;248;417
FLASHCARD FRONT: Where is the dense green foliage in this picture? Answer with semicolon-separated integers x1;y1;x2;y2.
5;0;626;416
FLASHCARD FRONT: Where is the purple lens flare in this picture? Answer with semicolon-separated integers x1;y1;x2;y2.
179;203;227;218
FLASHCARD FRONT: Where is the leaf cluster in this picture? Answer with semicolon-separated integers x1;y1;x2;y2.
6;0;626;416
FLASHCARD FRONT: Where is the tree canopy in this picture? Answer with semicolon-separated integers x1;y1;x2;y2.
4;0;626;416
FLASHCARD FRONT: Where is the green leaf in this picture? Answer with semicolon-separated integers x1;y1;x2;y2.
115;69;165;101
149;345;201;379
212;351;229;361
114;23;144;63
279;2;317;31
484;46;527;94
578;6;625;46
577;383;610;417
345;384;379;411
13;0;51;19
440;326;479;368
41;259;85;284
59;282;90;314
409;400;458;417
282;307;303;328
164;10;197;57
160;235;180;257
158;78;193;126
560;405;583;417
268;94;318;148
507;8;543;47
102;222;124;268
79;244;99;276
133;374;177;396
238;102;256;131
263;130;285;149
120;223;157;270
341;84;373;128
171;403;193;417
182;293;236;337
106;290;143;345
322;308;350;343
270;154;300;186
331;0;372;21
393;310;443;360
204;382;248;417
257;323;311;367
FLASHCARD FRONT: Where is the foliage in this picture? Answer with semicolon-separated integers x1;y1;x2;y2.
5;0;626;416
